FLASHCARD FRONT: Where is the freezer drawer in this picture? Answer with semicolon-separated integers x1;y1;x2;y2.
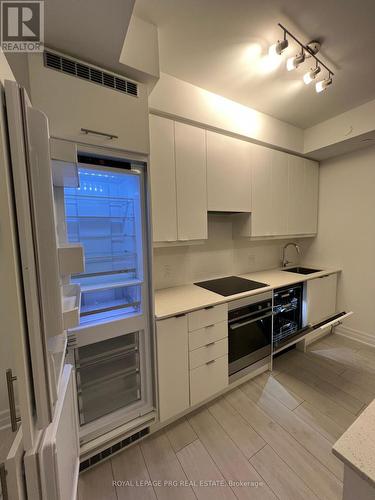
75;334;142;425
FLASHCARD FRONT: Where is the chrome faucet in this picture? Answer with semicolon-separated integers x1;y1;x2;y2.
282;242;301;268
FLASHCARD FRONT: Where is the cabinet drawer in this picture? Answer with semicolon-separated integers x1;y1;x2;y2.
188;304;227;332
190;355;228;406
189;321;227;351
189;338;228;370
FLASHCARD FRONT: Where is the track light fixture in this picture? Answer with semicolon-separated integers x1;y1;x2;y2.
303;62;321;84
269;29;288;56
287;51;305;71
270;23;334;93
315;75;333;93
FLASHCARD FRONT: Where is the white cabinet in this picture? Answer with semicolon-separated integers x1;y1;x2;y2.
206;131;251;212
187;304;228;406
305;274;338;326
156;315;190;422
251;144;272;236
27;53;149;154
250;146;289;236
235;148;318;238
287;157;319;235
149;115;178;242
149;116;207;242
175;122;207;241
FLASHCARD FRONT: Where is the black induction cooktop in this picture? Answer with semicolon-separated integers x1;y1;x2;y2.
194;276;269;297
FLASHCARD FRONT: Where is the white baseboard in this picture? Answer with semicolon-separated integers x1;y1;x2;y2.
335;325;375;347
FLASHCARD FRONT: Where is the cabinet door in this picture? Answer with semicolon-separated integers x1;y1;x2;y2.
28;53;149;154
175;122;207;240
288;156;319;235
0;429;26;500
251;144;273;236
271;150;289;235
206;131;251;212
306;274;338;326
149;115;178;242
156;316;189;422
304;159;319;234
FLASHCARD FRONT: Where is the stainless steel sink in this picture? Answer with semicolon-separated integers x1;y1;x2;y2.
282;267;321;275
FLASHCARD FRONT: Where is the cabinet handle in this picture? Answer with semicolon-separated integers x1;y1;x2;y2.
204;306;214;310
206;324;215;329
0;463;8;500
175;313;186;318
205;342;215;347
206;359;216;366
6;369;20;432
80;128;118;140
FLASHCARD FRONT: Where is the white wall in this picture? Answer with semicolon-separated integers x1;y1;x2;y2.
149;73;304;154
153;215;304;289
301;145;375;341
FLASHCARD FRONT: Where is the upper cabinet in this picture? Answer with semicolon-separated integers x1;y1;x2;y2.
287;157;319;235
149;115;178;242
149;115;207;243
175;122;207;241
236;145;319;238
27;52;149;154
206;131;252;212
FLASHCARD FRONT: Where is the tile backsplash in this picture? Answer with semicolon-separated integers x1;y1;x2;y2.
153;215;307;289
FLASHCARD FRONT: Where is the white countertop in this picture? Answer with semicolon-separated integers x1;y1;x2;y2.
154;265;341;320
333;398;375;485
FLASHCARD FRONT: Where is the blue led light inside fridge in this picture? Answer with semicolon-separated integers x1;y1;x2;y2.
64;167;144;324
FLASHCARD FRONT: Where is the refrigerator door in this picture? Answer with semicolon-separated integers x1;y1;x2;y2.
0;429;26;500
38;364;80;500
4;79;65;430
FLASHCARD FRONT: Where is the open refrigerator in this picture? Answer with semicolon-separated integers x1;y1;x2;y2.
0;78;155;499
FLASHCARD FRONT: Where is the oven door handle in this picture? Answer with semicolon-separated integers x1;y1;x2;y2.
229;312;273;330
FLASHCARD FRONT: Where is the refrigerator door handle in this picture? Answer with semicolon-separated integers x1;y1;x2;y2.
6;369;21;432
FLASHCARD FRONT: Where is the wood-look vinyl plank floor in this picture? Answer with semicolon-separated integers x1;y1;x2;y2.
78;334;373;500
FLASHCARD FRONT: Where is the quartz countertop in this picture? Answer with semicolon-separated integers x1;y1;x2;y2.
333;398;375;485
154;265;341;320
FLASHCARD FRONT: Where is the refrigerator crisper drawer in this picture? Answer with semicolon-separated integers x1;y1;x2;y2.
75;334;142;425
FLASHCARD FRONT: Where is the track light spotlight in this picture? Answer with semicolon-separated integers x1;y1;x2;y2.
315;76;333;93
269;38;288;56
286;51;305;71
303;65;321;84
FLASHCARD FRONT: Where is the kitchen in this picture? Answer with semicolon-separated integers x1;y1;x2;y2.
0;1;375;499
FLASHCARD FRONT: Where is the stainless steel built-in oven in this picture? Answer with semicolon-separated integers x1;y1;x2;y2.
228;292;273;376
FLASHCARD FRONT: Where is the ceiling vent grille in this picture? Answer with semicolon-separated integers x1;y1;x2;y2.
44;51;138;97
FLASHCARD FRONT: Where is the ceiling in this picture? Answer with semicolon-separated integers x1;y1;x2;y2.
134;0;375;129
43;0;135;74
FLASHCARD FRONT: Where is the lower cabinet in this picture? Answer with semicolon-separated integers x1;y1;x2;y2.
156;315;190;422
305;274;338;325
190;355;228;406
156;304;228;422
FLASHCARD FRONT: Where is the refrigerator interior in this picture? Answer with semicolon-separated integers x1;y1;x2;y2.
64;166;143;325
